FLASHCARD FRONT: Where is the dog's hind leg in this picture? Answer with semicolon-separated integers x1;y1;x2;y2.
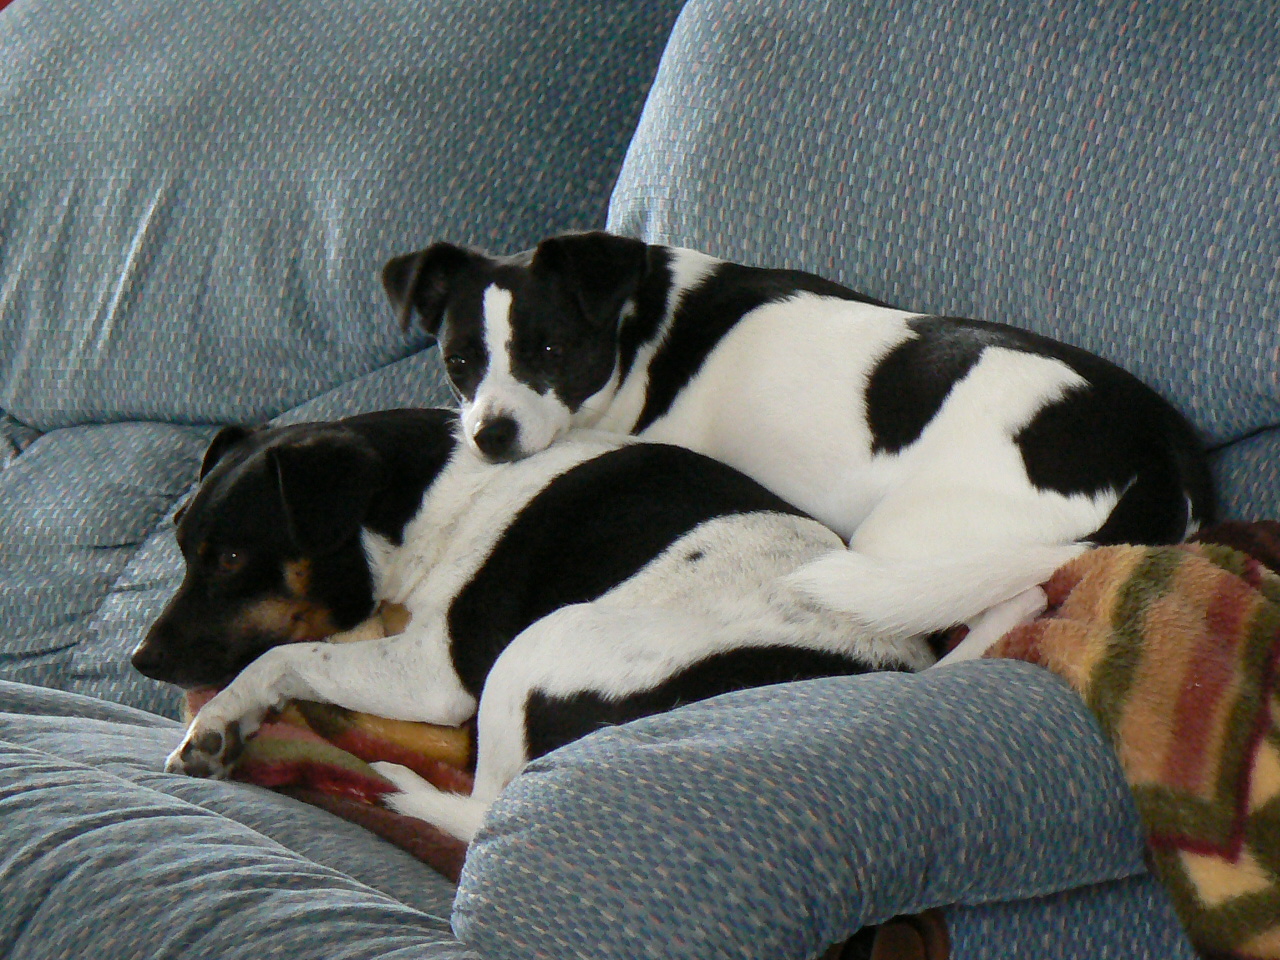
369;626;554;842
368;679;528;842
785;542;1082;641
785;483;1097;640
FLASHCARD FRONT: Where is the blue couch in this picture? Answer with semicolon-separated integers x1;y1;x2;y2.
1;0;1274;957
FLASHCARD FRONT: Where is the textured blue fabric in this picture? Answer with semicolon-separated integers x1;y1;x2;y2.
947;877;1198;960
608;0;1279;518
0;680;474;960
0;422;213;715
456;659;1192;959
0;414;39;471
0;0;682;429
1214;427;1280;522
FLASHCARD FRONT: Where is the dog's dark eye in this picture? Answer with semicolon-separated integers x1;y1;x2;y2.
543;342;564;360
214;549;247;577
443;354;468;376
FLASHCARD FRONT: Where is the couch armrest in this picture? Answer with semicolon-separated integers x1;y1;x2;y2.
456;659;1189;960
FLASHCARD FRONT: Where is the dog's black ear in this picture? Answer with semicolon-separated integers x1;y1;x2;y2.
531;231;649;330
266;433;383;555
382;243;476;337
200;425;255;480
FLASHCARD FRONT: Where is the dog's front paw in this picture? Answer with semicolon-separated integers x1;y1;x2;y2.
165;716;247;779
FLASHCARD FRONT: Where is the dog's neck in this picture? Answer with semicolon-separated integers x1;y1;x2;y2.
361;432;629;608
584;245;723;435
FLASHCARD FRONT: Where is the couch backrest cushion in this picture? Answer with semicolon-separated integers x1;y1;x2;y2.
0;0;682;430
608;0;1278;518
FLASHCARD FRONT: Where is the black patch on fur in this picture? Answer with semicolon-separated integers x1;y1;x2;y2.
1014;377;1213;544
617;247;675;383
445;444;808;699
636;262;886;432
864;317;993;454
502;236;647;413
959;317;1218;538
524;645;894;761
435;275;496;401
865;316;1212;542
339;409;460;545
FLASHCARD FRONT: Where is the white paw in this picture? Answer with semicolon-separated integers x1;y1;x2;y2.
164;687;271;778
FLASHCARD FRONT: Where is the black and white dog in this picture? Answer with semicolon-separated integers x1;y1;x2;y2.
382;232;1213;650
133;409;932;841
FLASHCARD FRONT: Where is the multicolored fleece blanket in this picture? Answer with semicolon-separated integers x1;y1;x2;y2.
987;522;1280;960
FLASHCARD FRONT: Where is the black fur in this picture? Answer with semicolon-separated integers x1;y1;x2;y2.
524;645;894;761
863;318;989;454
133;409;458;688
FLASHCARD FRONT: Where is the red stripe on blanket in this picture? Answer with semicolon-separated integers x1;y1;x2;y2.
245;758;397;805
1161;576;1253;795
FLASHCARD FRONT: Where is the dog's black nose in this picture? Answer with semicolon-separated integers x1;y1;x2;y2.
473;416;519;460
130;641;167;679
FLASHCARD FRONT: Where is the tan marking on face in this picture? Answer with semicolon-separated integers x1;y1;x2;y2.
284;558;312;598
234;595;340;644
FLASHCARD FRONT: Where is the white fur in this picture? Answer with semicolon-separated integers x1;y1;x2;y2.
168;433;931;842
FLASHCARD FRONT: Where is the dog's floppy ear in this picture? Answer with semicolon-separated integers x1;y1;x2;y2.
200;425;256;480
382;243;475;337
531;231;649;329
266;433;383;555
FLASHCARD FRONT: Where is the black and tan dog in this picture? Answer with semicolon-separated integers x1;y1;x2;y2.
133;409;932;841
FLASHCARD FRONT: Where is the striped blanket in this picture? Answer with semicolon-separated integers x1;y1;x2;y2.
987;522;1280;959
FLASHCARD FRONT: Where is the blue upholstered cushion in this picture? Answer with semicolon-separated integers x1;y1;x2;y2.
0;680;473;960
946;879;1201;960
0;0;682;429
0;670;1196;960
457;659;1196;960
608;0;1279;520
0;422;212;715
